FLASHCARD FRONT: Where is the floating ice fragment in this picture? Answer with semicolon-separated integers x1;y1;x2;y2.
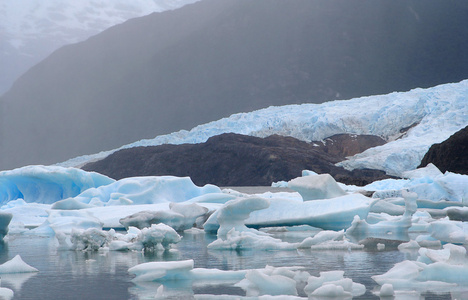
0;287;13;300
0;165;114;205
0;255;38;274
288;174;346;201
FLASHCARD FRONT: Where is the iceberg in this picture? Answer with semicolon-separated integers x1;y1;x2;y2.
303;270;365;297
67;176;221;206
0;255;38;274
287;174;346;201
372;244;468;292
204;194;375;233
119;203;208;231
0;165;114;205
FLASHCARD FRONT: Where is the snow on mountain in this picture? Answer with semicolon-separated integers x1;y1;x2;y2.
0;0;199;95
59;80;468;177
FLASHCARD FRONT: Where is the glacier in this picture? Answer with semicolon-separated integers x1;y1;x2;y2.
59;80;468;177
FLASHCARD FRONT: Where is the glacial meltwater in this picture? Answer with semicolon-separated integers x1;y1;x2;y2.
0;231;456;299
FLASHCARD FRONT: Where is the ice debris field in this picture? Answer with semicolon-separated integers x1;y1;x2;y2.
0;162;467;298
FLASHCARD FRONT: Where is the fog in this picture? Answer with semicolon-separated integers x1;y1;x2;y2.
1;0;468;170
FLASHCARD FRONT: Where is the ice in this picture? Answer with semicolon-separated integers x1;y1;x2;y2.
299;230;363;251
129;260;309;297
207;197;298;250
119;203;208;232
204;194;375;233
68;176;221;206
0;287;13;300
60;80;468;178
366;169;468;204
346;190;417;241
373;244;468;292
48;210;103;236
304;270;365;297
288;174;346;201
235;269;298;296
0;165;114;205
402;163;443;179
69;223;181;251
0;255;38;274
428;218;468;245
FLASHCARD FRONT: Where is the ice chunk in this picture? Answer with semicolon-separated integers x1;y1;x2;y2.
0;255;38;273
373;244;468;292
129;259;194;282
72;224;181;252
304;270;365;297
402;163;443;179
120;210;185;231
47;210;103;236
119;203;208;231
0;287;13;300
429;218;468;244
346;191;417;241
50;198;94;210
379;283;394;297
204;194;375;233
288;174;346;201
235;269;298;296
207;197;298;250
70;176;220;206
0;165;114;205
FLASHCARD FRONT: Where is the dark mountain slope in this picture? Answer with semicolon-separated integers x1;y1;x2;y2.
82;133;390;186
2;0;468;169
419;126;468;174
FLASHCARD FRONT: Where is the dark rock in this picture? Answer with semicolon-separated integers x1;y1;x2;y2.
83;133;392;186
312;134;386;159
419;125;468;174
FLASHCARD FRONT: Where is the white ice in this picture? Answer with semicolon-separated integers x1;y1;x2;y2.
62;176;220;206
119;203;208;231
204;194;375;233
0;165;114;205
373;244;468;292
60;80;468;178
0;255;38;274
288;174;346;201
304;270;365;297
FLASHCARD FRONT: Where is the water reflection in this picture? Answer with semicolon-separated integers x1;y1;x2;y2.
0;232;456;300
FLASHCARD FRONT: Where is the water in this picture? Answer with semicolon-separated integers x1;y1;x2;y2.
0;231;456;299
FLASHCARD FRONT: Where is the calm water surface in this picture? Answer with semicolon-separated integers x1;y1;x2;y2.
0;230;456;299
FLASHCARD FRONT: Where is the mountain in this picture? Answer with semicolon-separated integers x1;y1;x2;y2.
2;0;468;170
82;133;390;186
0;0;199;96
419;125;468;175
61;80;468;178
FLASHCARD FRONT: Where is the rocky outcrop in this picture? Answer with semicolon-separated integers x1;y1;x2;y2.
419;125;468;174
83;133;391;186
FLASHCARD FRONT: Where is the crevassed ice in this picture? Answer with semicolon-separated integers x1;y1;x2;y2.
59;80;468;177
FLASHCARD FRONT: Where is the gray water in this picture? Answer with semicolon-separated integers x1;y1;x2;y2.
0;231;456;300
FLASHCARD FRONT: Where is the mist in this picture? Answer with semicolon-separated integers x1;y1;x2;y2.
1;0;468;170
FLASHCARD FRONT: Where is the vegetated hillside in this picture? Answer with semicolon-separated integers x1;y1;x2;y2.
83;133;390;186
419;125;468;175
2;0;468;170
